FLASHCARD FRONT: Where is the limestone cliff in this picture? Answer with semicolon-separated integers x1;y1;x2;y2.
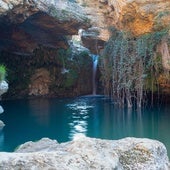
78;0;170;36
77;0;170;95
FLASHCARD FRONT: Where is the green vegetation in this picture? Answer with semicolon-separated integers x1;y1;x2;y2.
100;27;169;108
0;65;6;81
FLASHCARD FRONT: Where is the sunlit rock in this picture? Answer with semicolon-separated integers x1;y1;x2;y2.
78;0;170;36
16;138;59;153
0;137;169;169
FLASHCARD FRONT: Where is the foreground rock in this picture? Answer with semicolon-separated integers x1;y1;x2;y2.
0;137;169;170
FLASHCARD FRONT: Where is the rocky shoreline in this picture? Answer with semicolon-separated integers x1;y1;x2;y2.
0;136;169;170
0;80;8;129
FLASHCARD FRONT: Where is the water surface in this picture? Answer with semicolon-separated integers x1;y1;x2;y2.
0;96;170;158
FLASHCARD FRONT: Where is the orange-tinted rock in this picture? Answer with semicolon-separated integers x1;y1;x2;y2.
78;0;170;36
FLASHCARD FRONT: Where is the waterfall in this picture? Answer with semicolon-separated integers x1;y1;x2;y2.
92;54;98;95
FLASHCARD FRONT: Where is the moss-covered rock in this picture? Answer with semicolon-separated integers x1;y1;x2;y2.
0;46;93;99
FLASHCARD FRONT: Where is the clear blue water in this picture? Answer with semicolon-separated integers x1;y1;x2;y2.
0;96;170;158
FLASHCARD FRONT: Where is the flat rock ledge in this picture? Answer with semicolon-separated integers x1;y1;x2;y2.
0;137;169;170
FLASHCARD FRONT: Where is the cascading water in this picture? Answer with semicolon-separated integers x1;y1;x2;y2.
92;54;98;95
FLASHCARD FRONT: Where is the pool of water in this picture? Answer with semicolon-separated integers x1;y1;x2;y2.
0;96;170;158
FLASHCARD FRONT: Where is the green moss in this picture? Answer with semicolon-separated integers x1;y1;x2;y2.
63;70;78;88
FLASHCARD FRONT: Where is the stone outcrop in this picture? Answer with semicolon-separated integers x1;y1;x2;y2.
0;0;94;99
78;0;170;36
0;0;90;53
29;68;51;96
0;80;8;129
0;81;8;96
0;137;169;170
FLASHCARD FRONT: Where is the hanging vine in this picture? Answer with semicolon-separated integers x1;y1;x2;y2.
100;27;169;108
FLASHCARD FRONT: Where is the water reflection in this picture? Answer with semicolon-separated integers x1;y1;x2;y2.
101;105;145;138
67;99;94;140
0;130;4;150
29;98;50;126
1;97;170;157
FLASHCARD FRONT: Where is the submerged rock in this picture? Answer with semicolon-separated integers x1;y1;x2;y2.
0;136;169;170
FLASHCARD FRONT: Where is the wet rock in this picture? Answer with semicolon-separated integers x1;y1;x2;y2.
0;106;4;114
0;81;8;96
0;136;169;170
0;120;5;129
0;81;8;118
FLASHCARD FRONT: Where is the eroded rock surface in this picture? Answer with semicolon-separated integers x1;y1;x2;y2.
78;0;170;36
0;0;90;53
0;136;169;170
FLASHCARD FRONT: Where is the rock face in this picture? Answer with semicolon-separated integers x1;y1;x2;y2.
0;0;90;53
29;68;51;96
78;0;170;36
0;46;93;98
0;137;169;170
0;0;94;99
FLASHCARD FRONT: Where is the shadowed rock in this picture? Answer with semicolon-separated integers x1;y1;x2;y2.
0;0;90;53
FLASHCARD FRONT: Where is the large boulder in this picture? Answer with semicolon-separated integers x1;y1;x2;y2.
0;136;169;170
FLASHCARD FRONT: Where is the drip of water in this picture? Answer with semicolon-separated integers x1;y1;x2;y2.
92;54;98;95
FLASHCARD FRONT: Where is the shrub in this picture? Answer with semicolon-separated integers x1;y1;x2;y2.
0;65;6;81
